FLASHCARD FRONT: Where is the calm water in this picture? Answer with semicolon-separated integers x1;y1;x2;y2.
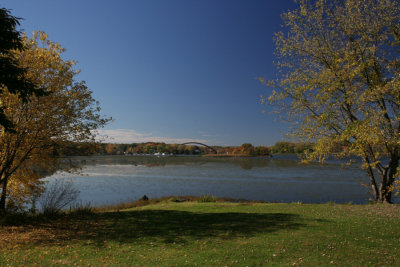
44;155;377;206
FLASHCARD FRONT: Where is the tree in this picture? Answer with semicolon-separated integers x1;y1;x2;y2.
0;32;109;212
157;143;166;153
105;143;119;155
240;143;255;156
271;142;295;154
0;8;45;131
263;0;400;203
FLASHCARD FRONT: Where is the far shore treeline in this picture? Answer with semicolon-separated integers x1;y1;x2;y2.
56;141;315;157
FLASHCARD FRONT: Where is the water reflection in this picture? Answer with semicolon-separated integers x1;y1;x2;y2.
71;155;307;170
45;155;378;206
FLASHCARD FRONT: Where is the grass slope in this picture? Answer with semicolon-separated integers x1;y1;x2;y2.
1;202;400;266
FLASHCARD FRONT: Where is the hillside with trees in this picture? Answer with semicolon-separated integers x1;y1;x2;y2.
58;142;272;157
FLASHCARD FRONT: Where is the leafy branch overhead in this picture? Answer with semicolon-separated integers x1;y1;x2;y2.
262;0;400;203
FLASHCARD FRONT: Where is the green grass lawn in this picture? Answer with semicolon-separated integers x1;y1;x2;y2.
1;201;399;266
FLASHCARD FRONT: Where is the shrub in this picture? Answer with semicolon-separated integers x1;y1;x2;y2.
39;179;80;214
197;195;217;203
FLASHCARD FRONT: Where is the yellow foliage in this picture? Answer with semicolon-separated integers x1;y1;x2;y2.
0;33;110;209
263;0;400;202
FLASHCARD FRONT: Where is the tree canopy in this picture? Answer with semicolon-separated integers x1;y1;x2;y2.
263;0;400;202
0;32;110;211
0;8;45;131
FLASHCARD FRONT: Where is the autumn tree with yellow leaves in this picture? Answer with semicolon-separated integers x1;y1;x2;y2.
0;8;46;131
263;0;400;203
0;32;109;212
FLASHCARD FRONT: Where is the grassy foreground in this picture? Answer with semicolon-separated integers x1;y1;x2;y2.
1;201;400;266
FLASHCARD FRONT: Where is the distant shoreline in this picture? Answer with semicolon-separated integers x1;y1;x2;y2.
201;153;273;158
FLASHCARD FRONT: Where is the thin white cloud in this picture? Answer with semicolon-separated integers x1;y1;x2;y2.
96;129;209;144
198;131;214;137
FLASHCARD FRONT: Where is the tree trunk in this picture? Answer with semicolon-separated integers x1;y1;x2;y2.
0;178;8;213
364;156;380;201
377;154;399;204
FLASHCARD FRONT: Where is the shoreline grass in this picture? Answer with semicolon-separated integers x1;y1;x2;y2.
93;195;264;212
1;199;399;266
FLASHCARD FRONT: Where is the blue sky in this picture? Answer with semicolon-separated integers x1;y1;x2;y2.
3;0;297;146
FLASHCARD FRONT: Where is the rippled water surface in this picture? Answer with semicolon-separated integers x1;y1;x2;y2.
45;155;375;206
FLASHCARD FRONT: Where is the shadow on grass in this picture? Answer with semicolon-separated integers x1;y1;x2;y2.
1;209;305;246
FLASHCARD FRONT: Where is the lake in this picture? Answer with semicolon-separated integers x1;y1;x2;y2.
44;155;380;206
